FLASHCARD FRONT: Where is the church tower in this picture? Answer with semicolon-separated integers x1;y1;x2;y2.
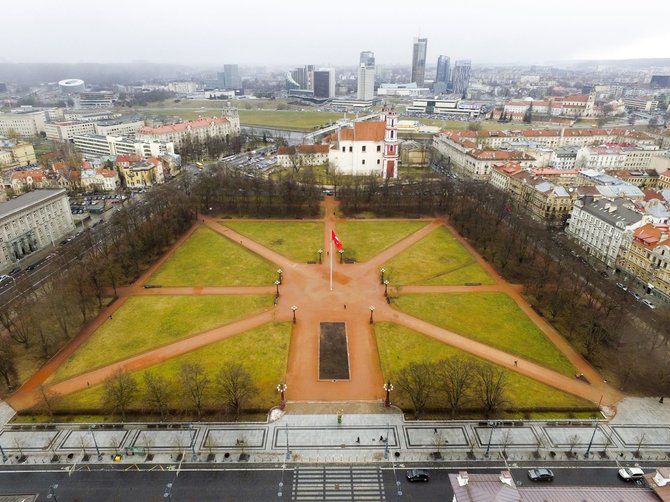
382;105;398;178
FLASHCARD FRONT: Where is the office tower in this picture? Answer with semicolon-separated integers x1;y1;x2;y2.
411;37;428;87
290;65;315;90
357;51;375;101
452;60;471;97
223;64;241;89
434;55;451;94
313;69;336;98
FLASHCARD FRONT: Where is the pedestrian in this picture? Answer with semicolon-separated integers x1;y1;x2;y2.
434;428;437;434
108;315;112;320
660;397;665;404
514;360;518;367
356;437;360;444
380;435;383;441
87;381;90;387
344;304;347;309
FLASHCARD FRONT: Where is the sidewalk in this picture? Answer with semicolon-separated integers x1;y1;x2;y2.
1;399;670;467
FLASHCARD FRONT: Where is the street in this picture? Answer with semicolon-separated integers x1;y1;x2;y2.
0;464;659;501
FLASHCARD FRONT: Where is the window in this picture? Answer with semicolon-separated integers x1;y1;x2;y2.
377;145;381;152
377;159;380;164
349;147;353;152
342;147;345;152
362;146;366;152
362;160;366;165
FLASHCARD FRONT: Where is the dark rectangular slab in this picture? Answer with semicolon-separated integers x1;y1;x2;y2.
319;322;350;380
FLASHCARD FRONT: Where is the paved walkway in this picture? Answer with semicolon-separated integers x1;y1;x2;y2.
7;197;621;412
1;405;669;466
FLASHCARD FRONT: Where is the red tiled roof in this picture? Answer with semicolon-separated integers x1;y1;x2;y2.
138;116;229;135
116;154;142;163
96;168;117;178
11;170;45;181
469;150;534;161
335;121;386;142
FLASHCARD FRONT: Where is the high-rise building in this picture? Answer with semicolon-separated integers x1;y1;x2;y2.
290;65;315;90
452;60;471;97
411;37;428;87
357;51;376;101
223;65;242;89
434;55;451;94
313;69;336;98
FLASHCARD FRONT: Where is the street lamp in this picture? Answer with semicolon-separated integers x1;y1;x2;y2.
384;279;389;297
188;424;197;461
585;395;604;458
380;268;386;285
274;280;280;296
164;482;173;501
90;424;102;461
338;249;344;264
369;305;375;324
47;484;59;502
0;443;7;463
291;305;297;323
484;421;501;458
384;380;394;407
277;382;288;410
277;269;283;284
317;249;323;264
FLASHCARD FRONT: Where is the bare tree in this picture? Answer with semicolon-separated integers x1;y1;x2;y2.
394;362;435;417
38;385;61;419
142;372;171;420
215;363;256;420
180;363;210;420
436;357;473;418
103;370;138;421
0;338;18;392
474;364;508;418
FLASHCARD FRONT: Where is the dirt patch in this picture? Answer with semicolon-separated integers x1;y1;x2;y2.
319;322;350;380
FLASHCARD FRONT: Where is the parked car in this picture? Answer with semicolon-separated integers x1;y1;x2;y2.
629;291;642;301
616;282;628;291
642;299;656;310
528;468;554;482
618;467;645;481
8;267;21;276
0;274;12;284
406;469;430;482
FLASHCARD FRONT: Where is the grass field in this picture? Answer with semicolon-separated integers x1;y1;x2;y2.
222;221;324;262
238;111;343;131
383;227;493;285
334;221;430;262
53;322;291;413
375;323;594;412
50;295;273;383
393;293;575;376
149;227;278;286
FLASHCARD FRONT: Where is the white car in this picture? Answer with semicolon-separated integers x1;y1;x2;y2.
618;467;645;481
642;299;656;310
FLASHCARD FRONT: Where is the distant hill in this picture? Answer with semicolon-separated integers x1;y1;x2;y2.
0;62;193;86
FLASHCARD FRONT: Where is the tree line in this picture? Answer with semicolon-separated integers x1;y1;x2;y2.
191;165;322;218
0;185;194;397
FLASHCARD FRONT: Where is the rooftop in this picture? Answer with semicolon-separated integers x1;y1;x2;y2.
0;189;67;220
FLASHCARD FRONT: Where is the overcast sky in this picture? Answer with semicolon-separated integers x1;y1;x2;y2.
2;0;669;67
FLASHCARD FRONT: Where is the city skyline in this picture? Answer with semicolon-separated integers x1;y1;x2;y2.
1;0;669;66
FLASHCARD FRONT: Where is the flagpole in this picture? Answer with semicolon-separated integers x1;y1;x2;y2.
329;237;333;291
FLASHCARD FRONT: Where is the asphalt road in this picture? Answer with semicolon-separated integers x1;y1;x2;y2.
0;465;655;501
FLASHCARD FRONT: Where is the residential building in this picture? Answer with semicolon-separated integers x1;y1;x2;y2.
449;470;657;502
551;146;579;170
73;134;175;158
276;144;329;168
80;168;120;192
136;113;240;148
434;55;451;94
0;189;74;271
10;170;48;194
618;222;670;298
357;51;375;101
0;109;48;136
118;157;164;189
451;60;471;97
0;140;36;168
410;37;428;87
567;196;644;269
607;169;660;188
313;69;335;99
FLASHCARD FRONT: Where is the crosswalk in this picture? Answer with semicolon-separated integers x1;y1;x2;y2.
291;466;386;501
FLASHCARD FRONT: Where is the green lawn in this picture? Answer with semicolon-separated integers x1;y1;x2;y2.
50;295;273;383
414;118;534;131
334;221;430;262
393;293;575;376
54;322;291;413
149;227;278;286
223;221;324;262
383;227;493;285
375;323;593;411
